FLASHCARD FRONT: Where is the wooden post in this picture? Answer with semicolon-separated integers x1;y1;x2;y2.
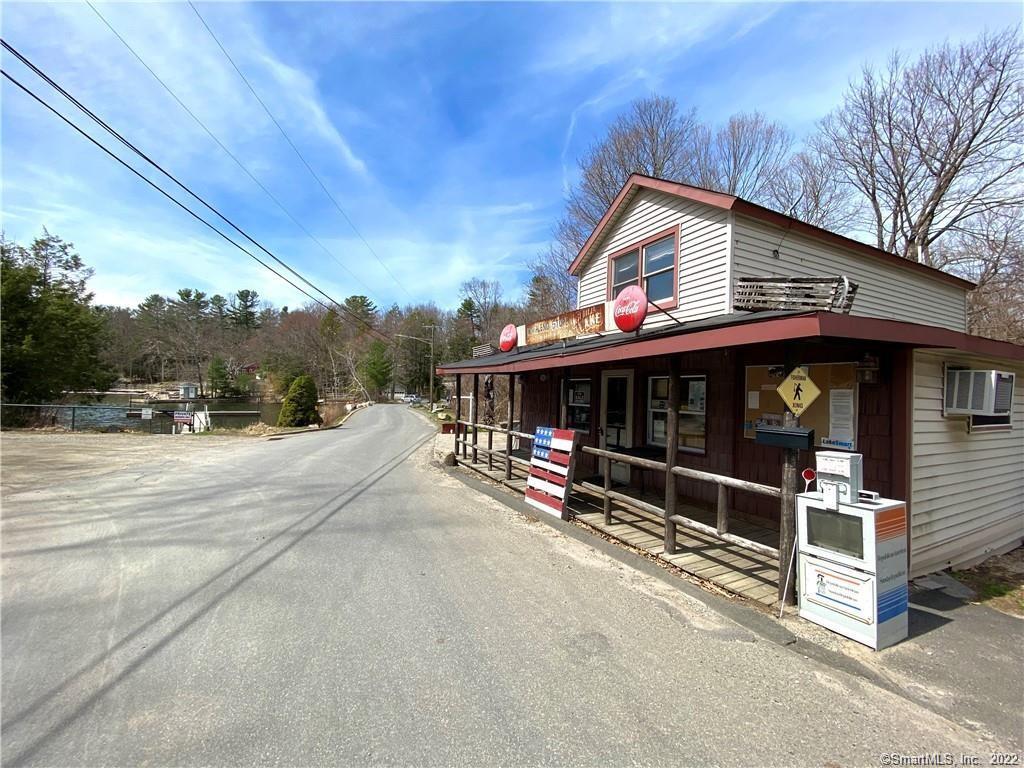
716;484;729;535
471;374;479;464
505;374;514;481
487;427;493;471
71;406;77;432
454;374;462;464
778;409;799;605
602;456;612;525
559;369;571;429
664;356;680;554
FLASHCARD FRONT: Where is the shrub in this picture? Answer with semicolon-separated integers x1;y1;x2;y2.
276;375;321;427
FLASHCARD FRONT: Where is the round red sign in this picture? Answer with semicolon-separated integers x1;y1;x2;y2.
613;285;648;333
499;323;518;352
801;468;816;482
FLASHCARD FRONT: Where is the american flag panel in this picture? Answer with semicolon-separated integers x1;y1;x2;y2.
525;426;578;517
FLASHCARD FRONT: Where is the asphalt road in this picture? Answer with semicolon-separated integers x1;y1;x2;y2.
0;405;1003;766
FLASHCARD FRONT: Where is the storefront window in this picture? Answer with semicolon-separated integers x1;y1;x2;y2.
566;378;592;432
647;375;707;453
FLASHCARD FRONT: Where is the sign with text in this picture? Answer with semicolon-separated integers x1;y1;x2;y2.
141;408;154;420
524;427;580;521
525;305;604;346
777;366;821;417
173;411;193;424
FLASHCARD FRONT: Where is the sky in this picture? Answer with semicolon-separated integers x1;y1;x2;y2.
1;1;1019;312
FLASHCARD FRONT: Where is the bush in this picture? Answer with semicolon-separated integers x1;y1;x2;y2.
277;375;321;427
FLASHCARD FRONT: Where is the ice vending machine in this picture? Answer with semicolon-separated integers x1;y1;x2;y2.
796;452;908;650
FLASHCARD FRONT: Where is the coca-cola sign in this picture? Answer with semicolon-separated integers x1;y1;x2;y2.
613;285;648;332
499;323;518;352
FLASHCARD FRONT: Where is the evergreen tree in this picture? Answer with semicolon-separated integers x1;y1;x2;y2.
207;356;230;396
230;289;260;330
1;234;115;403
360;340;392;397
277;375;321;427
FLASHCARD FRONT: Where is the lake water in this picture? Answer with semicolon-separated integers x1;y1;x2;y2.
3;397;282;434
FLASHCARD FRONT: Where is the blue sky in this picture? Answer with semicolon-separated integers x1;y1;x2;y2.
1;2;1018;311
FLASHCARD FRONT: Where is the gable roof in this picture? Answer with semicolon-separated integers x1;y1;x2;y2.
567;174;975;290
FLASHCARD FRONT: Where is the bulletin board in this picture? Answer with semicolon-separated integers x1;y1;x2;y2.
743;363;858;450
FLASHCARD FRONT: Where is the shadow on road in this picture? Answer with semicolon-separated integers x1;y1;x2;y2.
2;429;435;767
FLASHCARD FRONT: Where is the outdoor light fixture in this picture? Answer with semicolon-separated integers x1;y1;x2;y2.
857;354;881;384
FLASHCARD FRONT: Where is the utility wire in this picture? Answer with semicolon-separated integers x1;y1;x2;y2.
83;0;382;303
1;70;332;314
2;40;387;340
187;0;413;299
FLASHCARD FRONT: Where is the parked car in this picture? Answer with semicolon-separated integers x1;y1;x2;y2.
402;394;421;404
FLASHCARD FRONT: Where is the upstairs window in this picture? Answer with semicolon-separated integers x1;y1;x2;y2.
608;231;677;305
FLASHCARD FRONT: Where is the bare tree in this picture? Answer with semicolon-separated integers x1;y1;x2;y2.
564;96;699;244
689;112;793;202
459;278;505;340
931;208;1024;343
815;28;1023;264
526;246;578;314
768;150;859;231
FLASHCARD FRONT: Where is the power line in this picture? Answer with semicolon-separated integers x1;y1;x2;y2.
186;0;413;300
0;70;331;313
2;65;388;342
83;0;382;302
1;39;387;340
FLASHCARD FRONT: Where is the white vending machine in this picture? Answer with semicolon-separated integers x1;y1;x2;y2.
796;452;909;650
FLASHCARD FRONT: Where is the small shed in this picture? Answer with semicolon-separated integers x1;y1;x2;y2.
179;382;199;400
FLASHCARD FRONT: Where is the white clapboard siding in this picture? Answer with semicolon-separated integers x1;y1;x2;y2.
910;350;1024;577
576;189;729;327
732;216;968;331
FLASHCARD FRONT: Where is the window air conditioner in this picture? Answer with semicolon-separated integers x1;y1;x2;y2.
944;369;1015;417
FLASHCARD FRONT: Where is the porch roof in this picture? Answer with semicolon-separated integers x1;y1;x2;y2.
436;310;1024;375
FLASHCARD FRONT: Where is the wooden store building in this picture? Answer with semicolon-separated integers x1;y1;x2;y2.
437;175;1024;606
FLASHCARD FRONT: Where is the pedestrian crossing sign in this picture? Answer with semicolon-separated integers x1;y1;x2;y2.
777;366;821;417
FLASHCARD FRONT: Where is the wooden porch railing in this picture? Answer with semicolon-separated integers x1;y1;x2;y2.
452;417;781;561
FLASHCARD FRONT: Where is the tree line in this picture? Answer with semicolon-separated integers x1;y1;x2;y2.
535;28;1022;342
1;233;544;405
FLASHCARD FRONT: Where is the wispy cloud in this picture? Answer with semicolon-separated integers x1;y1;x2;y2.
2;1;1018;313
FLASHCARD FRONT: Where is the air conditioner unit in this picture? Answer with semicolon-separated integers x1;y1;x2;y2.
944;369;1015;417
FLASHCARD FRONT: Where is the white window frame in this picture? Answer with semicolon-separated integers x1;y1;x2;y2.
642;235;675;304
646;374;707;454
565;377;593;433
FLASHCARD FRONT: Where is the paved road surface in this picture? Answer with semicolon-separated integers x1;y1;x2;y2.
1;406;1003;766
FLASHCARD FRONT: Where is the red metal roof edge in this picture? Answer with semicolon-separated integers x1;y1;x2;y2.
567;174;975;291
436;312;1023;375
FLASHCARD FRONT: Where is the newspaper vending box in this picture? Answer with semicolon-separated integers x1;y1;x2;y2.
796;452;908;650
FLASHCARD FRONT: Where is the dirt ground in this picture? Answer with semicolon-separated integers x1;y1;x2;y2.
0;431;250;496
952;547;1024;617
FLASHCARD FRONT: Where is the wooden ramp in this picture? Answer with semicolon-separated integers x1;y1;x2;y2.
459;457;780;606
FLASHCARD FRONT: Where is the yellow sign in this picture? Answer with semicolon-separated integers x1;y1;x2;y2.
776;366;821;416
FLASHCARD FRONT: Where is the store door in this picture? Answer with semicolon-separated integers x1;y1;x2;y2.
600;370;633;484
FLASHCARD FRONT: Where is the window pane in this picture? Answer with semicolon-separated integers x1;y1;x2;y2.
646;270;675;303
680;377;706;413
650;411;667;446
612;281;635;299
679;413;706;452
569;379;591;406
567;405;591;431
612;251;639;284
650;377;668;400
644;237;674;274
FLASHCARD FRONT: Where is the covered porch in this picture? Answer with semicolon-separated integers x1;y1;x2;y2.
437;310;939;606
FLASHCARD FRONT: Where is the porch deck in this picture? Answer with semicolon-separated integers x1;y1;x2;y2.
459;455;781;606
